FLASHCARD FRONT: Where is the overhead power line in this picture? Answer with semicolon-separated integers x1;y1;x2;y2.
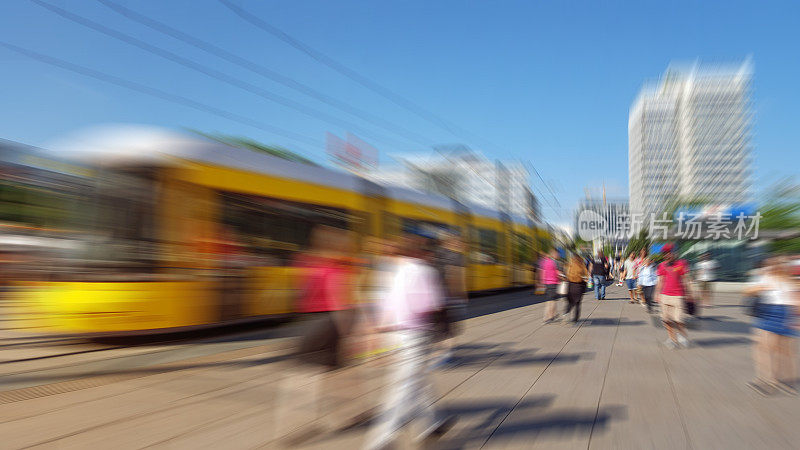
97;0;434;147
529;163;561;207
31;0;414;149
217;0;477;139
217;0;561;207
0;41;321;151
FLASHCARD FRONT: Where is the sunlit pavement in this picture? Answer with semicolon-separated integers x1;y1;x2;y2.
1;286;799;449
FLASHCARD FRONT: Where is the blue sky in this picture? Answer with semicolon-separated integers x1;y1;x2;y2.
1;0;799;224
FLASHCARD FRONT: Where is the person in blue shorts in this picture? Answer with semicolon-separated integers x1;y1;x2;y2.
621;252;639;304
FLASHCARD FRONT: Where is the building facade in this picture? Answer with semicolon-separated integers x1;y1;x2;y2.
629;62;752;223
365;151;540;222
574;197;631;251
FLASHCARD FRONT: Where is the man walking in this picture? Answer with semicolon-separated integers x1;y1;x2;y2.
590;250;609;300
621;252;639;304
656;244;691;348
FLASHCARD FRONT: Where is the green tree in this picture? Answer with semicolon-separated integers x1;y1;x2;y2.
760;178;800;254
626;228;651;256
190;130;317;166
660;194;713;224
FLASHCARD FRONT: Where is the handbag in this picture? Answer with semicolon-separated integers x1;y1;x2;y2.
557;281;568;297
743;296;763;317
685;300;696;316
679;272;696;316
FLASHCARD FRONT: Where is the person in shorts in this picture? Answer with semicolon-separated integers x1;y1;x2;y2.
743;256;799;395
656;244;690;348
621;252;638;303
638;256;658;314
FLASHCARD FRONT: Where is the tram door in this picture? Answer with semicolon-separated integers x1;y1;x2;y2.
218;226;247;322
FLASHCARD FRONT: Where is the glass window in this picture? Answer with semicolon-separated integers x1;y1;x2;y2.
473;228;499;264
220;192;353;265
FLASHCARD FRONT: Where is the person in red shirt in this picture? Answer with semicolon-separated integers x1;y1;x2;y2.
278;226;361;441
656;244;690;348
294;225;355;369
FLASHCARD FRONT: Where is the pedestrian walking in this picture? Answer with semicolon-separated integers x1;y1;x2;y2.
294;226;356;370
656;244;691;348
622;252;639;303
696;252;719;310
638;256;658;314
590;250;609;300
563;252;589;323
744;256;799;396
635;249;647;304
432;232;467;365
365;235;453;449
541;248;563;322
279;226;356;440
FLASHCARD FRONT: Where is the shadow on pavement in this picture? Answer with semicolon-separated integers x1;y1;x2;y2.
453;342;512;351
439;404;628;449
584;318;645;327
691;336;752;348
691;315;753;334
1;354;295;386
464;289;542;320
439;395;557;418
448;348;593;368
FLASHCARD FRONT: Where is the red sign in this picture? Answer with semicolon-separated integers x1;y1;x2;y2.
326;132;377;172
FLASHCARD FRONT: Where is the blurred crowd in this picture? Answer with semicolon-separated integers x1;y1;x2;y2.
537;244;800;397
283;225;467;447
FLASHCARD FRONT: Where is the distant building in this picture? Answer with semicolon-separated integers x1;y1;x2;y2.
574;197;631;251
365;150;540;222
629;61;752;223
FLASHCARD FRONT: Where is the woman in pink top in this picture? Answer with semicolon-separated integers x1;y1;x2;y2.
656;244;690;349
295;226;355;370
540;248;563;323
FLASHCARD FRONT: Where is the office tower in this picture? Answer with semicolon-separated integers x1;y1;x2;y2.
629;61;752;223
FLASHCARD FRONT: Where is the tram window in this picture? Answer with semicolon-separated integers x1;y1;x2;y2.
513;233;533;265
220;192;351;264
475;228;499;264
60;168;161;273
0;181;74;228
400;217;456;239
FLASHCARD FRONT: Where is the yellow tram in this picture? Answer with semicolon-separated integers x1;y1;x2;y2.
13;130;544;335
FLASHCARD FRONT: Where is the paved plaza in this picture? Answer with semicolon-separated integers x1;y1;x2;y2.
1;285;798;449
